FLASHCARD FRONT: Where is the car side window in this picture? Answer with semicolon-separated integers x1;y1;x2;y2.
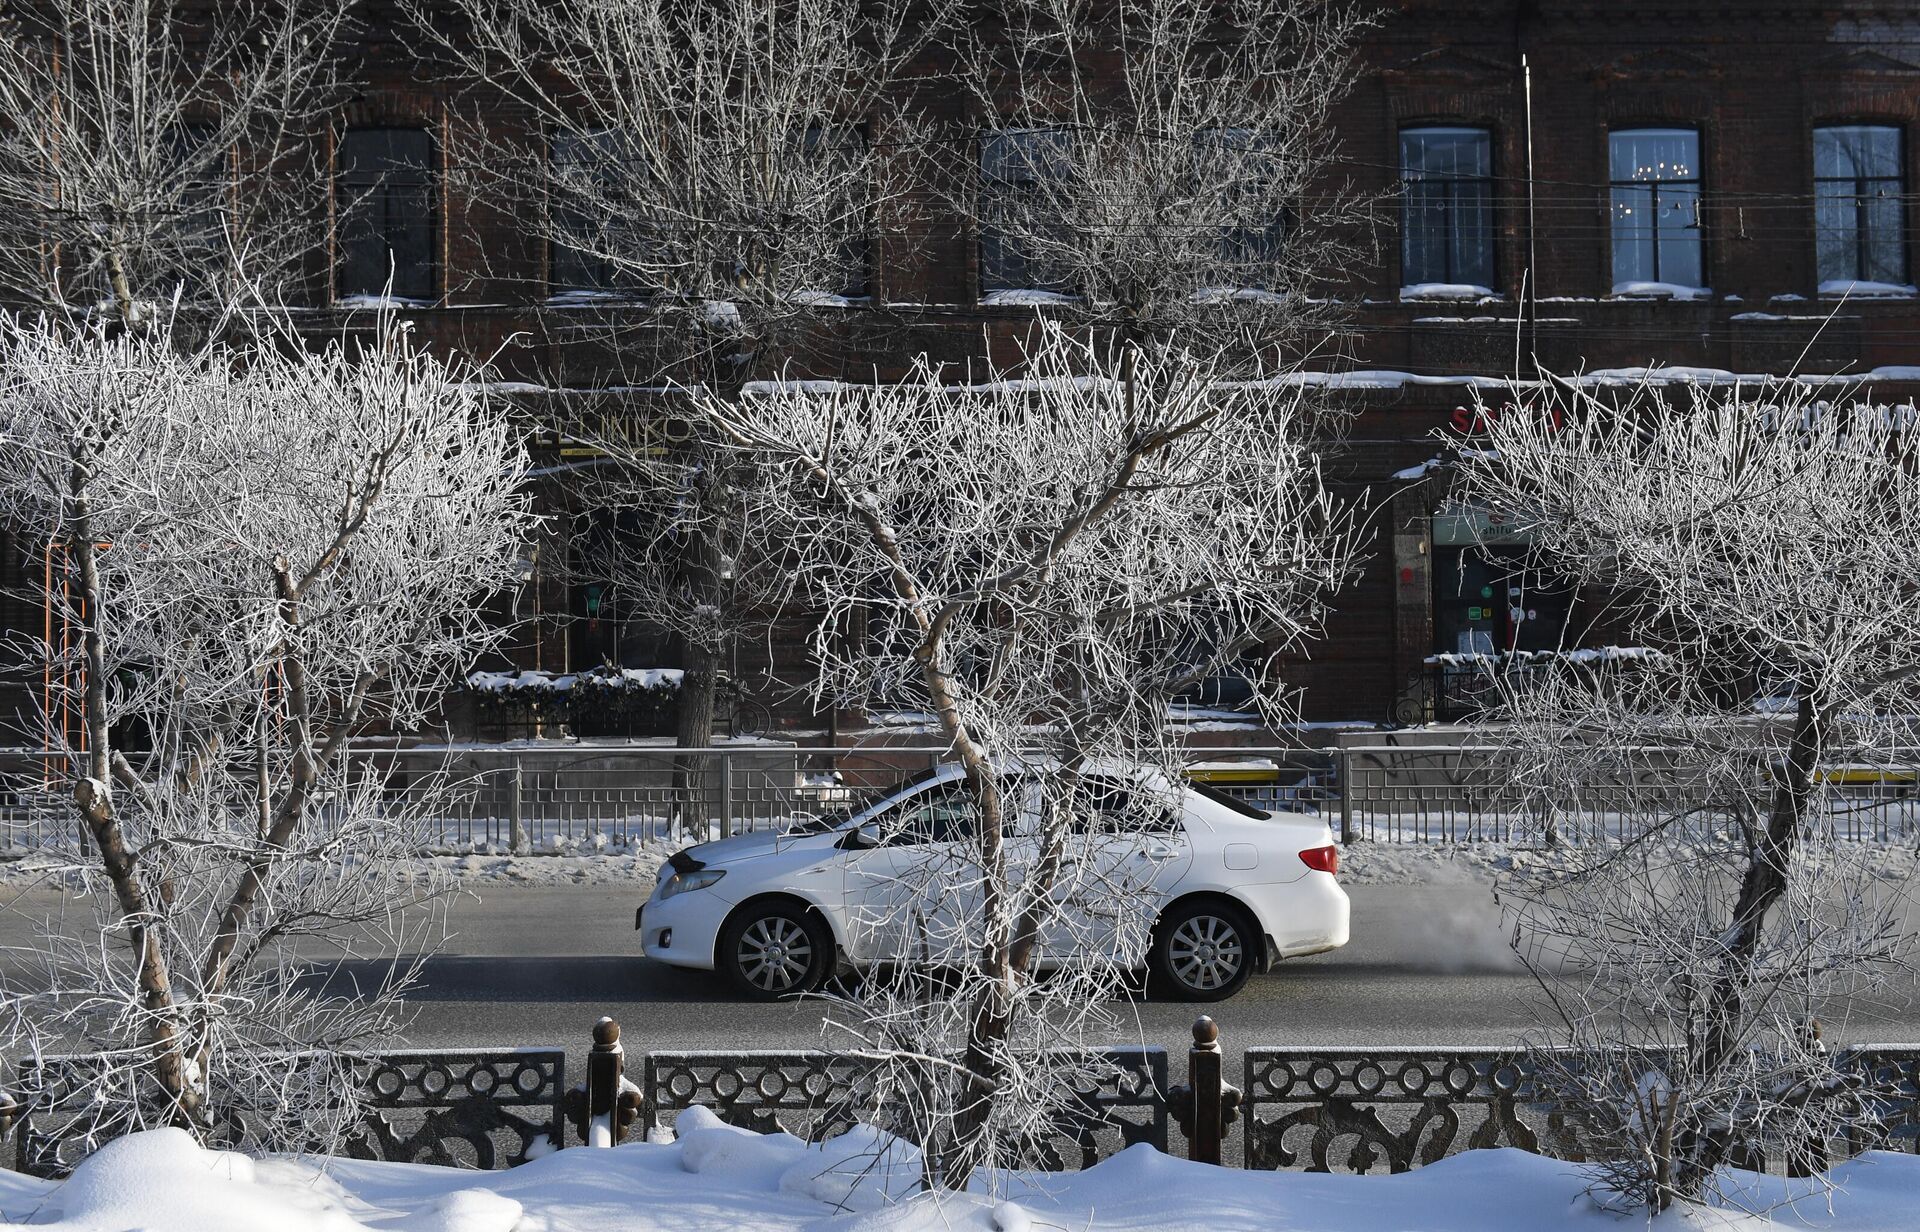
876;784;978;846
1060;778;1180;835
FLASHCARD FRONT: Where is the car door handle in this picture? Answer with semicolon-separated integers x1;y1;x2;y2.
1137;845;1180;860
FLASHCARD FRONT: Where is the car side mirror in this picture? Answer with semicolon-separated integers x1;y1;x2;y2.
839;821;883;851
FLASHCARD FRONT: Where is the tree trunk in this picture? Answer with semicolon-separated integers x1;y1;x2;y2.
911;639;1009;1189
673;334;749;829
1677;687;1826;1194
66;471;195;1122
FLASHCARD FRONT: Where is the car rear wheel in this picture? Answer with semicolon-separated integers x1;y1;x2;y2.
1151;900;1256;1001
720;903;832;1000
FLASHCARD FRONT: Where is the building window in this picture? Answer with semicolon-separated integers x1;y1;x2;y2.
336;127;435;300
1609;127;1702;290
548;128;640;296
979;128;1074;294
1400;127;1494;291
1815;125;1906;288
797;123;872;299
1199;127;1289;287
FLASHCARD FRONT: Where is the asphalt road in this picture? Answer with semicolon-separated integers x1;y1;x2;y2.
8;879;1917;1067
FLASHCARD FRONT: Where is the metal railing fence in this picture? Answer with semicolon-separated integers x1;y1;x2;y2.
3;742;1918;855
8;1015;1918;1179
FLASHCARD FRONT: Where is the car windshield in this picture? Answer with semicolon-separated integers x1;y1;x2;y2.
781;767;947;835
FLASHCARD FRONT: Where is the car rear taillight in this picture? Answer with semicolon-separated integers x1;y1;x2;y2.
1299;844;1339;875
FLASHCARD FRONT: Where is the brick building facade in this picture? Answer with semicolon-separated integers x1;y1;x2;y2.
10;0;1920;738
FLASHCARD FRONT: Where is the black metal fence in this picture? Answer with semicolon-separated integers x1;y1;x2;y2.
9;1048;567;1176
642;1047;1168;1169
1241;1045;1920;1176
6;1018;1919;1180
7;742;1920;855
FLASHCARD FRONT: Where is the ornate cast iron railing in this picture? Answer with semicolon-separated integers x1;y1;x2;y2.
1243;1048;1577;1174
350;1048;566;1168
643;1047;1169;1169
11;1048;566;1177
1243;1046;1920;1176
11;1038;1919;1178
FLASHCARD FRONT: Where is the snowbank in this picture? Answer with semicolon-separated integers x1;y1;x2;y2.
4;1122;1919;1232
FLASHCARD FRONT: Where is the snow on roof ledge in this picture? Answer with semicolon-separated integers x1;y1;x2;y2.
1400;283;1497;302
1610;281;1712;301
980;288;1080;307
1819;279;1918;299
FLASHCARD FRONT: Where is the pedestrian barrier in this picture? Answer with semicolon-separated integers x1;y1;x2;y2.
7;1015;1919;1179
8;741;1919;855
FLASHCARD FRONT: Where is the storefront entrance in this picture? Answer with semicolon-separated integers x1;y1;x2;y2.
1427;503;1573;720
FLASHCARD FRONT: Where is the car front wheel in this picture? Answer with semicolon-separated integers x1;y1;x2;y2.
720;903;832;1000
1151;900;1256;1001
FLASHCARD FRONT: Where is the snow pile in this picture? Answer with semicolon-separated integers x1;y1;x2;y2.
980;288;1079;306
1400;283;1496;301
5;1123;1920;1232
465;668;684;694
1423;646;1664;669
1610;281;1712;301
788;290;870;308
1820;279;1918;299
1187;286;1290;305
334;294;433;310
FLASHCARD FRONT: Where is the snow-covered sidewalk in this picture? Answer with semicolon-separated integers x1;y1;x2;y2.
2;1113;1917;1231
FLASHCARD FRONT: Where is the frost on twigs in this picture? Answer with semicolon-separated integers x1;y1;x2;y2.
0;0;350;327
416;0;940;751
1447;376;1920;1211
687;323;1361;1189
0;316;534;1157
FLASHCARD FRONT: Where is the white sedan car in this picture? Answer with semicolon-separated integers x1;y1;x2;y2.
635;765;1348;1001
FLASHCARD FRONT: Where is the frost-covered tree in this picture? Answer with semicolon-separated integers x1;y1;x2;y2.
0;0;350;325
954;0;1372;352
0;314;533;1153
686;324;1359;1187
1449;376;1920;1209
413;0;938;744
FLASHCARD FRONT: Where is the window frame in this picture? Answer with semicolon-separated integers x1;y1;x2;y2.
1398;125;1497;291
1813;123;1908;287
977;127;1076;295
334;125;438;301
1607;126;1705;290
546;126;638;297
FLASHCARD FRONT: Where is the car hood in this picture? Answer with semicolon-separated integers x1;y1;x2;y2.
675;827;839;869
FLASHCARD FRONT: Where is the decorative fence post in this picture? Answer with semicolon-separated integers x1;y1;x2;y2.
1337;747;1356;844
1168;1015;1242;1165
0;1081;19;1171
509;757;528;854
563;1017;641;1146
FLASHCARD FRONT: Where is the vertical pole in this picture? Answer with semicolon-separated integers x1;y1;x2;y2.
1187;1016;1224;1166
584;1016;625;1147
719;750;734;839
510;758;527;854
1521;52;1540;374
1338;747;1355;845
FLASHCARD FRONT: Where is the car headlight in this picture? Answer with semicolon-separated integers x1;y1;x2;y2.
658;868;726;901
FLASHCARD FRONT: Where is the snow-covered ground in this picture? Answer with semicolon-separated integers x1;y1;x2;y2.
2;1116;1917;1232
